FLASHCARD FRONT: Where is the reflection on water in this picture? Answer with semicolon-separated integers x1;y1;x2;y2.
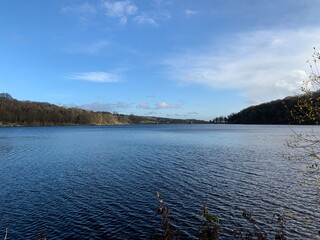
0;125;319;239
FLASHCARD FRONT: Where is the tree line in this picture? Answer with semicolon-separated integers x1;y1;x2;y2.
212;92;320;125
0;97;207;126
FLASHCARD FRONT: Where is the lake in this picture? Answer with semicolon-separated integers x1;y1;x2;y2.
0;124;319;239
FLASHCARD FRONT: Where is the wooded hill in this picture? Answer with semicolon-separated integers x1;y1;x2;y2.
227;92;320;124
0;94;207;126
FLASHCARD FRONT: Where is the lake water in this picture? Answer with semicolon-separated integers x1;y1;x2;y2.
0;124;319;239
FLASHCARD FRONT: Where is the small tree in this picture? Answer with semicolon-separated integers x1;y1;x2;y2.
198;203;220;240
287;48;320;188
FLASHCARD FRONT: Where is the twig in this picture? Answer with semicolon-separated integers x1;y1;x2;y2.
4;228;8;240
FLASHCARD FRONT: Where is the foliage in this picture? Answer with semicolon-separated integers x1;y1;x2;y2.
153;192;221;240
233;211;291;240
0;97;116;126
211;116;227;124
152;193;305;240
290;50;320;125
226;97;298;124
154;192;180;240
198;203;220;240
286;48;320;188
0;97;207;126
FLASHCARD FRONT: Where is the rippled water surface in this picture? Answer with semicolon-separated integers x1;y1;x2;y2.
0;125;319;239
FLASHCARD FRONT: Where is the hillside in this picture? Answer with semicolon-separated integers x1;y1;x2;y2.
0;94;207;126
227;92;320;124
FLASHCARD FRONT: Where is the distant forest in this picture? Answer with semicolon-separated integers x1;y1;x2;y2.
226;92;320;124
0;94;207;126
3;92;319;126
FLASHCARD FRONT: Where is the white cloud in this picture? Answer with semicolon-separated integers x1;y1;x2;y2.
164;113;194;119
101;0;138;25
155;12;171;21
81;102;113;112
185;9;198;16
133;11;170;26
61;3;96;24
114;101;131;109
62;1;170;27
164;28;320;104
134;14;158;26
80;101;131;112
61;3;96;15
137;101;182;110
155;101;181;109
137;102;151;109
66;71;119;83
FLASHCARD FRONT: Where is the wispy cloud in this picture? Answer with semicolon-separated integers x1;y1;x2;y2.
101;0;138;25
80;102;113;112
185;9;199;17
145;111;157;115
137;101;182;110
164;113;197;119
134;14;158;26
137;102;151;109
66;41;110;55
80;101;131;112
61;3;96;24
165;28;320;104
153;0;172;7
155;101;181;109
114;101;131;109
134;11;170;26
66;71;119;83
62;1;171;27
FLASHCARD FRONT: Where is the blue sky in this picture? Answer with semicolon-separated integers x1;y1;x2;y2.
1;0;320;120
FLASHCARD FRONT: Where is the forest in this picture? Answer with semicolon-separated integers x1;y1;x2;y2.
226;91;320;124
0;94;207;126
3;91;320;126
